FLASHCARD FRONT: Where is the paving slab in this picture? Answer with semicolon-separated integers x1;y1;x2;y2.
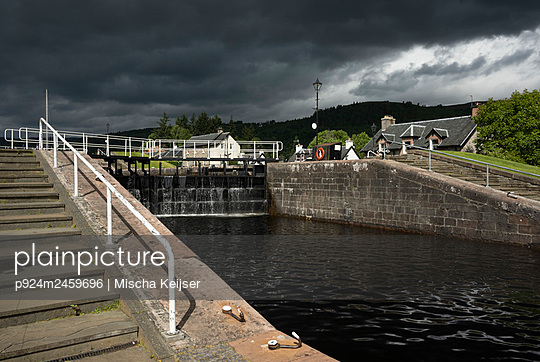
0;310;137;360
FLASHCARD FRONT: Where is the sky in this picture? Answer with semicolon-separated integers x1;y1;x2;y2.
1;0;540;134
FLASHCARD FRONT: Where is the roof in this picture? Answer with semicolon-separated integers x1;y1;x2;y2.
189;132;231;142
288;148;313;162
399;124;425;138
360;116;476;153
341;147;360;160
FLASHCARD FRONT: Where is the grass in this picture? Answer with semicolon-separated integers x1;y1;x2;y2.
441;151;540;177
115;151;177;169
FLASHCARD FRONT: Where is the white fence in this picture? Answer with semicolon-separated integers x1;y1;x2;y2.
4;127;283;160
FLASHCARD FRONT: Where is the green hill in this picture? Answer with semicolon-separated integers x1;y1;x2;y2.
112;101;473;159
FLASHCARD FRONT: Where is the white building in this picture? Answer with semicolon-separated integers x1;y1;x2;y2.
183;130;240;166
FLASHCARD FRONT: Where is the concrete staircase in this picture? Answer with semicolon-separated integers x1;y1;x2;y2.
0;149;139;361
0;149;80;237
391;152;540;202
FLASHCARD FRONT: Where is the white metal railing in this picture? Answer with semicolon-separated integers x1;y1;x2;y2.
372;140;540;187
5;127;283;161
141;139;283;160
37;118;178;335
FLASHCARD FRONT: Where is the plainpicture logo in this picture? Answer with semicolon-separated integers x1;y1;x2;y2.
14;243;166;275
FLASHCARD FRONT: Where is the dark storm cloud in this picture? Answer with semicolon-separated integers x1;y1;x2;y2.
1;0;540;132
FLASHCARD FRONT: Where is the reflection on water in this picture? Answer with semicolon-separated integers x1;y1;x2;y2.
160;215;540;361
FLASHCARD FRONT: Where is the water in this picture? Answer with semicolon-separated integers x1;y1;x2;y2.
160;215;540;361
122;174;267;216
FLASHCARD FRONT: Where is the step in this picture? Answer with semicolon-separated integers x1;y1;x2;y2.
0;182;53;190
0;227;81;237
0;264;105;292
0;150;34;157
0;213;74;230
0;169;46;178
0;237;90;265
0;156;38;163
0;310;138;361
0;175;49;183
0;288;120;328
0;190;59;203
0;202;65;216
0;161;41;169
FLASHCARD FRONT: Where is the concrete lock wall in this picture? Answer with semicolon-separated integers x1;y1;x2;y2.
267;159;540;248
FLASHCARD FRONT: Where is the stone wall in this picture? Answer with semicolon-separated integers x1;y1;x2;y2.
267;159;540;248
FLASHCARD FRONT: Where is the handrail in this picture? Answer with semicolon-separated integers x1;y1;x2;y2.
5;127;283;160
38;118;178;335
381;140;540;186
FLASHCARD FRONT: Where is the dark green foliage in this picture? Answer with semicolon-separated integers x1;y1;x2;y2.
149;112;172;139
191;112;223;136
308;130;349;148
351;132;371;152
240;123;257;141
146;111;222;140
474;89;540;166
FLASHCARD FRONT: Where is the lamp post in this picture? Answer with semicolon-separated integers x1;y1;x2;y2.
312;78;322;146
371;123;377;136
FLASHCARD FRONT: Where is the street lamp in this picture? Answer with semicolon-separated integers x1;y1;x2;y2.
313;78;322;145
371;123;377;136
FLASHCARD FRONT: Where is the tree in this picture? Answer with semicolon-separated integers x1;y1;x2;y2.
149;112;172;139
474;89;540;166
224;116;238;138
171;125;191;140
240;123;256;141
175;115;190;130
351;132;371;152
191;112;223;136
308;130;349;148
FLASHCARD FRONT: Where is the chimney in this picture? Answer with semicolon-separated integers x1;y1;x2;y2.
345;138;354;149
295;143;303;153
217;127;223;134
381;115;396;131
471;102;479;118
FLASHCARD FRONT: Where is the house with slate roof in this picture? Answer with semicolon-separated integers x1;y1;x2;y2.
360;113;477;157
184;129;240;166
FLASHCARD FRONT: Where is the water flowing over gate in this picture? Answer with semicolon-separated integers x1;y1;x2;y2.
117;164;267;216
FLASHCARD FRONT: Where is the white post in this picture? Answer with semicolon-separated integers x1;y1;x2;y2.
428;150;432;171
158;139;162;159
45;89;49;150
107;187;113;245
63;134;66;151
486;164;490;187
129;137;132;158
39;120;43;150
53;134;58;168
74;155;79;197
106;135;110;156
168;262;176;334
25;128;29;150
